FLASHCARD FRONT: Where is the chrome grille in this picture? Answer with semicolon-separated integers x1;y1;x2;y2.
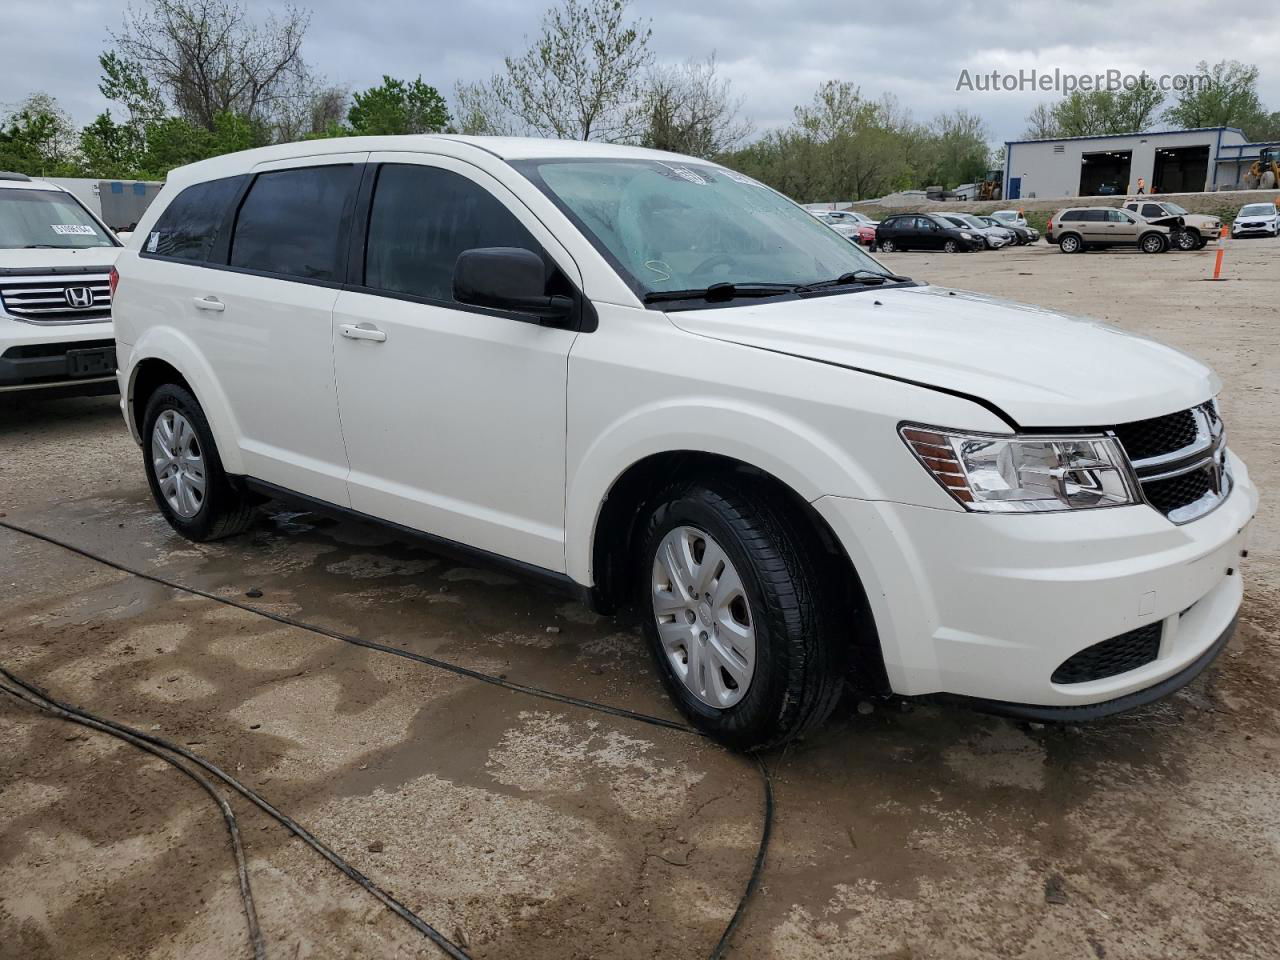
0;273;112;324
1115;401;1229;524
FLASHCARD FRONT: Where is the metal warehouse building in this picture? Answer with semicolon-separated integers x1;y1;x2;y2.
1002;127;1280;200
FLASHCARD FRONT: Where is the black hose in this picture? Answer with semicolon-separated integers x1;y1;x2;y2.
0;679;267;960
0;518;772;958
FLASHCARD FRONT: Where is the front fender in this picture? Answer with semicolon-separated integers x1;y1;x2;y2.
566;398;889;585
125;326;245;475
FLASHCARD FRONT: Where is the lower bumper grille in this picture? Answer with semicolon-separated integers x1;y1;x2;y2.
1051;622;1162;684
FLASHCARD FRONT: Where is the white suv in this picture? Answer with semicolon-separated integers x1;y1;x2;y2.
1;173;120;398
112;137;1257;747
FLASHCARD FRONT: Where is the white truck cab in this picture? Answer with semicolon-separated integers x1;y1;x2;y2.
0;172;120;398
112;137;1256;748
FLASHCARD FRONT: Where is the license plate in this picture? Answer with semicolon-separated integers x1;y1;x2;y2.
67;347;116;377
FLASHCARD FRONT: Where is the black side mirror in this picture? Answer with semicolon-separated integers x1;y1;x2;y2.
453;247;574;324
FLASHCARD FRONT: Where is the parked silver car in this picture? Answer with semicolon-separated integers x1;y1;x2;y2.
937;213;1011;249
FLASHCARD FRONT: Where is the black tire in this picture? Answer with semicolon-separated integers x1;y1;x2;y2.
1058;232;1083;253
879;238;896;253
638;478;847;750
943;239;959;253
1195;237;1210;249
142;383;256;541
1140;232;1168;254
1174;229;1198;251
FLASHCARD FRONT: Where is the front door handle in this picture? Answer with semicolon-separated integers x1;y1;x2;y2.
193;296;225;312
339;323;387;343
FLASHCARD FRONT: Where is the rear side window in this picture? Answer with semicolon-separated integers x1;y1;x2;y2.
1141;204;1164;218
1060;210;1083;221
363;164;541;304
145;176;245;261
229;166;357;281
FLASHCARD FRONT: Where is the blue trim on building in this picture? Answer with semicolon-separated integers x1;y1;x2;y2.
1005;126;1245;146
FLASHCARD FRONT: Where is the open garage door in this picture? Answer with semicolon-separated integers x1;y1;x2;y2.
1080;150;1132;196
1153;145;1209;194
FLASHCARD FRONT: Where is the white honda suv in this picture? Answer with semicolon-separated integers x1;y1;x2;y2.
112;137;1257;748
1;173;120;398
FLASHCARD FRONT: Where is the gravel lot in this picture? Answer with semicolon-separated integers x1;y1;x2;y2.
2;236;1278;960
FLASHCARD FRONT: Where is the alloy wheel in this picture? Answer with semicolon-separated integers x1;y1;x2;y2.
151;409;206;518
651;525;755;709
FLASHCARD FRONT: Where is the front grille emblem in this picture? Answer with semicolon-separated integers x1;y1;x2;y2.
64;286;95;309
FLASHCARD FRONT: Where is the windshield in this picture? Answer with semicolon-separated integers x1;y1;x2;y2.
956;214;987;228
1241;204;1276;216
1161;202;1189;215
517;158;888;297
0;188;115;249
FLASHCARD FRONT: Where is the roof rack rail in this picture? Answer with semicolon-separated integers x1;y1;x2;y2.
0;171;34;182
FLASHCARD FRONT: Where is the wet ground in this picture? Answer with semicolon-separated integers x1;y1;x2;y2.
2;237;1279;959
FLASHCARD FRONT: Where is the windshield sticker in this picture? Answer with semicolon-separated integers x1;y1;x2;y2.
721;169;758;186
147;232;160;252
643;260;672;281
656;162;708;185
50;224;96;236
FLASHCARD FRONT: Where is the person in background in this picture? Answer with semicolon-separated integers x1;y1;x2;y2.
1136;177;1146;195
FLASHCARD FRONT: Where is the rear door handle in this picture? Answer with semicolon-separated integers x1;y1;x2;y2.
193;296;225;312
339;323;387;343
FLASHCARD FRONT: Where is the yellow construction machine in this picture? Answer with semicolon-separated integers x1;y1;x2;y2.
1243;148;1280;190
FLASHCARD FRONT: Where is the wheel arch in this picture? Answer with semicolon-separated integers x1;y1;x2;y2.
124;329;244;474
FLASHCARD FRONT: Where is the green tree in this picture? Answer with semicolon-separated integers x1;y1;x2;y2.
473;0;653;140
1025;82;1165;139
347;76;450;135
0;94;79;176
1163;60;1270;139
78;111;146;177
635;55;750;158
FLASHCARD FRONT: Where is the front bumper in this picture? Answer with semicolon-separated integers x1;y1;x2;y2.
1;315;117;396
813;450;1257;711
1233;224;1277;235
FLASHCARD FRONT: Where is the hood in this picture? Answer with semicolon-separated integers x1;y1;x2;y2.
0;246;120;273
667;285;1217;428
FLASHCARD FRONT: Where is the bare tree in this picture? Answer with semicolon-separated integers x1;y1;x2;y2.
1023;102;1058;139
474;0;652;141
109;0;313;133
635;55;751;158
453;80;524;136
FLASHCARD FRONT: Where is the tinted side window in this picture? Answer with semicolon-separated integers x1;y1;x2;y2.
1081;210;1106;222
1141;204;1163;218
364;164;541;304
229;166;357;281
146;176;246;262
1060;210;1082;221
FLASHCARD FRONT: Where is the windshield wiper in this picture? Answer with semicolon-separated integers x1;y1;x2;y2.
22;243;87;249
794;269;910;292
642;282;797;304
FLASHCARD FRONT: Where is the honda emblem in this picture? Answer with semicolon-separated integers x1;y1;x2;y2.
64;286;95;309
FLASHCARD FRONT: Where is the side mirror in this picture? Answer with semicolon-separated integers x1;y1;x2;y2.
453;247;573;324
115;231;133;241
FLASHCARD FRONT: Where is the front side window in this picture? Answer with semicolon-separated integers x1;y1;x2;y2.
517;158;884;297
1141;204;1164;218
230;165;357;281
0;188;116;250
145;176;245;262
364;164;542;304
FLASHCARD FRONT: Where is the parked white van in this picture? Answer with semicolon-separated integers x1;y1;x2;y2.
112;137;1256;747
1;172;120;398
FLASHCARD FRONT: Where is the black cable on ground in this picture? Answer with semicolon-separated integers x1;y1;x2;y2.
0;518;773;959
0;663;471;960
0;679;267;960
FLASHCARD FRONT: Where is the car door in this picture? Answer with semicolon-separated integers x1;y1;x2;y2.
331;155;581;573
187;154;365;505
915;217;942;250
1108;208;1140;243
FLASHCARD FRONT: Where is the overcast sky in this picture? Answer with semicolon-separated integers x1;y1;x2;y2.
5;0;1279;145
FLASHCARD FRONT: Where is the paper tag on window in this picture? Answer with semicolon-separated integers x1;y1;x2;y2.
51;224;96;235
147;232;160;252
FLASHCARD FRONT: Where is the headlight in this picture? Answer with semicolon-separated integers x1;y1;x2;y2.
960;232;974;239
901;426;1138;512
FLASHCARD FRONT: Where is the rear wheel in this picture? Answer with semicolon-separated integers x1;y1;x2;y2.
1058;233;1083;253
1140;232;1168;254
142;384;256;541
639;479;845;750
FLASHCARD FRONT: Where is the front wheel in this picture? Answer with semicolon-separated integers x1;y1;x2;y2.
1174;229;1198;251
639;480;845;749
142;384;257;541
878;238;896;253
943;239;959;253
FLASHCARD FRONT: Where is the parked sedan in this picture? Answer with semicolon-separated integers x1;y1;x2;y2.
810;210;862;242
875;214;985;253
976;215;1039;245
937;213;1012;249
854;224;876;248
1232;202;1280;238
991;209;1027;229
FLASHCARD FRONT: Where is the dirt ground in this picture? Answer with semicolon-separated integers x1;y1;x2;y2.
2;236;1278;960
